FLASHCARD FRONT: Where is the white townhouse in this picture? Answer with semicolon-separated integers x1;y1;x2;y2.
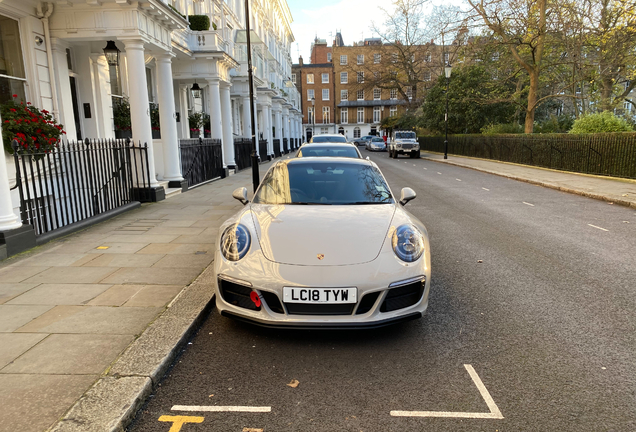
0;0;302;257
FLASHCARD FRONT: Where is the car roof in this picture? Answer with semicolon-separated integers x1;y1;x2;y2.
284;156;372;167
300;143;355;148
312;134;346;138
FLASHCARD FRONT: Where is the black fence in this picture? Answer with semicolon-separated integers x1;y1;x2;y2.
419;134;636;179
273;139;281;158
259;139;268;161
283;138;289;154
12;138;150;236
234;138;253;171
179;138;224;188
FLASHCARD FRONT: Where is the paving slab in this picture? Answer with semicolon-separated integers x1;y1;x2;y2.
16;253;95;267
0;305;55;332
86;285;145;306
0;374;98;432
0;283;39;304
151;254;213;269
6;284;112;306
101;266;202;285
15;306;162;335
85;243;149;254
122;285;184;307
0;266;49;283
1;334;133;375
81;253;164;268
136;243;215;255
0;333;48;369
22;266;118;284
101;234;179;244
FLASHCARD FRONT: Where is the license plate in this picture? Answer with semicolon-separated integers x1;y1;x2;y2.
283;287;357;304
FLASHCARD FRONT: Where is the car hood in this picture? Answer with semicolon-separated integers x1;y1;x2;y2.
250;204;396;266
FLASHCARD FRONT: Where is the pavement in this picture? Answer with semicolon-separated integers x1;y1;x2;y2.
0;151;634;432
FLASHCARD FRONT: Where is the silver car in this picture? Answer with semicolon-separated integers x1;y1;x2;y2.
366;137;387;152
214;158;431;329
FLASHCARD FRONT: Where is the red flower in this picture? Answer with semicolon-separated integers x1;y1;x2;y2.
26;102;31;105
10;108;16;112
12;94;17;98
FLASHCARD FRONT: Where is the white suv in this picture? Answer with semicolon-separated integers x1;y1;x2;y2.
388;131;420;158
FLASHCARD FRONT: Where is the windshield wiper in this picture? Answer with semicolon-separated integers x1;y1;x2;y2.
289;202;333;205
345;201;390;205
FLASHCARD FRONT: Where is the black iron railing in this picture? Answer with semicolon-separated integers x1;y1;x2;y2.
259;139;268;161
179;138;224;188
12;138;150;236
273;139;281;158
234;138;252;171
418;134;636;179
283;138;289;154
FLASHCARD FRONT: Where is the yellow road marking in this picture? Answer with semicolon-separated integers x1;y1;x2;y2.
158;415;204;431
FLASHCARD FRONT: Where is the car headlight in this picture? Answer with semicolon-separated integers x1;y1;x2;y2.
392;224;425;262
220;223;251;261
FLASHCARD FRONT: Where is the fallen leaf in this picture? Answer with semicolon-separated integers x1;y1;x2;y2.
208;394;214;397
243;428;263;432
622;194;628;197
287;379;300;388
477;260;483;263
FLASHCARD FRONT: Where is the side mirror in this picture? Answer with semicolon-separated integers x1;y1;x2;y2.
232;187;249;205
366;156;370;160
399;187;416;206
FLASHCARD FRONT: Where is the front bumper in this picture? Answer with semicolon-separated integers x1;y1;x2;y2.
214;249;430;328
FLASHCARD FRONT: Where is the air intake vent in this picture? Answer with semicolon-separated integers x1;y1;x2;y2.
380;279;424;312
261;291;284;314
218;278;260;311
356;291;380;314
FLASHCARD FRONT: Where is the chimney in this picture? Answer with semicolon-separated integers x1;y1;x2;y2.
299;56;303;66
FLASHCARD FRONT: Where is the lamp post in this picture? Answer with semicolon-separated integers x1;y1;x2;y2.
244;0;259;192
444;63;452;159
311;97;315;140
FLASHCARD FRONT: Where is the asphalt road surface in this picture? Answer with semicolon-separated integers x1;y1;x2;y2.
128;151;636;432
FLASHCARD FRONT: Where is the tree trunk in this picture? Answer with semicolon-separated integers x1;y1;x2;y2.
525;69;539;133
600;71;614;112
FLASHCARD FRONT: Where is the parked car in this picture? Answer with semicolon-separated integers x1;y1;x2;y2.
388;130;420;158
354;135;374;146
366;137;387;152
297;143;362;158
215;158;431;329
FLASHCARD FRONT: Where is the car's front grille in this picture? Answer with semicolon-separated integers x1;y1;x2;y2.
356;291;381;314
284;303;355;315
261;291;284;314
218;278;260;311
380;279;425;312
400;143;413;149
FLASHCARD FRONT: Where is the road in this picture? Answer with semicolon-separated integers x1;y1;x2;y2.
128;151;636;432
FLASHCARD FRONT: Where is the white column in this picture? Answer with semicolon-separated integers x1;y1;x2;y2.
155;54;182;182
262;104;272;157
51;38;77;141
220;82;235;167
90;54;114;139
207;80;223;141
274;108;283;154
282;110;290;150
252;100;259;154
242;96;251;138
178;84;190;139
0;122;21;231
122;39;159;187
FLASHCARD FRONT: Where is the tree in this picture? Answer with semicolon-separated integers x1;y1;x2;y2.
420;65;516;134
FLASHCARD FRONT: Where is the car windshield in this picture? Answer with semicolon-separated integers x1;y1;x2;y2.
372;138;384;142
253;161;393;205
311;135;347;143
395;132;416;139
298;146;359;158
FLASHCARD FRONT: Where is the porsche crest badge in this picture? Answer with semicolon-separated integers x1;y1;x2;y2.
317;254;325;260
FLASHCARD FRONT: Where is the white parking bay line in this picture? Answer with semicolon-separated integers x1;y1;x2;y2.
523;202;535;207
172;406;272;413
456;178;462;182
482;187;490;191
437;172;442;175
588;224;609;232
423;167;427;170
390;364;503;419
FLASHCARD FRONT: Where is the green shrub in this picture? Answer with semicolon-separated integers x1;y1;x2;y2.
481;123;524;135
188;15;210;31
569;111;633;134
534;115;574;133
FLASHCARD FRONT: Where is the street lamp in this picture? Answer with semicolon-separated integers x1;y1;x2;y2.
103;41;120;66
190;82;202;99
311;97;315;140
444;63;452;159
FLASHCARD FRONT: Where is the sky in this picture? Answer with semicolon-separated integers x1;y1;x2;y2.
286;0;465;64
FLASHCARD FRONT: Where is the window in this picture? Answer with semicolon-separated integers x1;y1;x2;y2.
0;16;26;104
374;53;381;64
373;106;381;123
341;89;348;101
625;100;632;113
341;108;348;124
425;53;431;62
406;87;413;99
307;73;314;84
391;53;398;63
357;54;364;64
322;73;329;83
338;126;345;135
373;88;381;100
327;52;332;62
307;89;315;100
390;89;397;99
357;107;364;123
357;90;364;100
322;88;329;100
390;71;397;80
492;52;500;61
340;55;348;65
308;107;314;123
321;127;329;134
353;127;361;138
341;72;348;84
322;106;330;123
292;73;296;83
424;71;431;81
146;68;155;103
390;106;397;116
444;52;449;63
373;71;380;80
357;71;364;83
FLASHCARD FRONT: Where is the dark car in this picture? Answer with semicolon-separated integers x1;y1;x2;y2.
297;143;362;158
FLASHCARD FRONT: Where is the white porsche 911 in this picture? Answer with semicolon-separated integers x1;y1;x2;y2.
214;157;431;329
